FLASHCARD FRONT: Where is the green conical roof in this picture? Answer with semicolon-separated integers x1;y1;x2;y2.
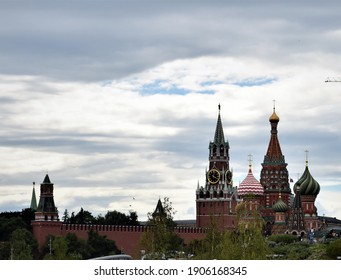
211;104;229;149
214;111;225;144
30;183;37;211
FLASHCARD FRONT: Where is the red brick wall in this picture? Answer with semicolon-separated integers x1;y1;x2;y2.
32;222;206;259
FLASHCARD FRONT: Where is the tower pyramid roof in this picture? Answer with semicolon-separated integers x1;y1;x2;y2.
152;199;166;218
214;105;225;145
43;174;52;184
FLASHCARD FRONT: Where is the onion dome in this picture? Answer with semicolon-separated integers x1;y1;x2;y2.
269;109;280;122
273;197;288;212
238;158;264;197
293;161;320;196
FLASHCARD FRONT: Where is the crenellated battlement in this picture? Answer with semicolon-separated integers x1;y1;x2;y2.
61;223;147;232
60;223;207;234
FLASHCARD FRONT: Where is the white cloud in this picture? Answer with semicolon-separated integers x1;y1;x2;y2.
0;2;340;223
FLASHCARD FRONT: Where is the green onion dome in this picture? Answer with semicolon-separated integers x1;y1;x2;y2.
272;198;288;212
293;164;320;196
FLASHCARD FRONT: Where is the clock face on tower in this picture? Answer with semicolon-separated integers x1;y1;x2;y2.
225;170;232;183
207;168;220;184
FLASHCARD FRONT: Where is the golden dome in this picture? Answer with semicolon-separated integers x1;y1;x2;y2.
269;110;279;122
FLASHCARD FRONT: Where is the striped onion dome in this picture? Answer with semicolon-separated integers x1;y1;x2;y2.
238;165;264;197
293;162;320;196
273;197;288;212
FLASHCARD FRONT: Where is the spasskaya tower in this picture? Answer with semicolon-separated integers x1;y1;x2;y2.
196;105;239;229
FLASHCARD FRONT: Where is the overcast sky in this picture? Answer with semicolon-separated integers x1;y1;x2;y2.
0;1;340;221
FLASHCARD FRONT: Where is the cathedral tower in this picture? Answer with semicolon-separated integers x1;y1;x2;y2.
260;105;291;220
293;154;320;230
196;105;239;229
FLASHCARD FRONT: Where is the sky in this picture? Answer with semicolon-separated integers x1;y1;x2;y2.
0;0;340;222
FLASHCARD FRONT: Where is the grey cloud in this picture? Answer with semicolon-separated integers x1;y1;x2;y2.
1;1;340;82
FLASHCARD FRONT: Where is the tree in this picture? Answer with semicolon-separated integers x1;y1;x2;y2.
0;210;37;260
219;201;268;260
140;197;183;259
193;201;268;260
190;219;224;260
73;208;96;224
21;208;35;229
62;208;139;225
10;228;38;260
87;230;119;258
65;233;90;259
104;210;140;225
0;216;27;241
0;242;10;260
45;237;69;260
62;209;70;223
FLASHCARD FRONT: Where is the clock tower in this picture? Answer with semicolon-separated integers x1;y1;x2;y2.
196;105;239;229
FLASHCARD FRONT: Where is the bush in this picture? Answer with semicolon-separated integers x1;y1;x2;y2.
267;234;298;245
326;239;341;260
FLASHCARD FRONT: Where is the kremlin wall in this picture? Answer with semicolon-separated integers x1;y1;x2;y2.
30;106;331;258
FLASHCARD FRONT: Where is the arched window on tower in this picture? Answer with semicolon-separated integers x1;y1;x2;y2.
220;145;224;156
213;145;217;156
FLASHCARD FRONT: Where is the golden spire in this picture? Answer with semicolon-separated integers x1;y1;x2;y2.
269;100;280;122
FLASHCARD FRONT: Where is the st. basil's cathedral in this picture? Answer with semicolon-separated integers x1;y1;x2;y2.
196;104;321;237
